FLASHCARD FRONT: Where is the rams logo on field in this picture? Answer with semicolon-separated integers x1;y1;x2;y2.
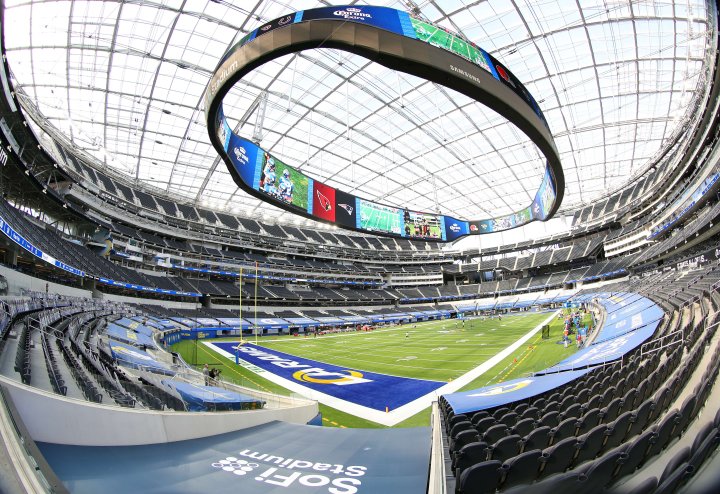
292;369;372;386
469;379;533;397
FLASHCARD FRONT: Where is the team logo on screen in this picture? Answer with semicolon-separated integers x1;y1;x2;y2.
278;15;292;25
316;190;332;211
469;224;478;232
338;203;354;215
495;64;516;88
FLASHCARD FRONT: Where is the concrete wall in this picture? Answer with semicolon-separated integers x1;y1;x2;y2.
0;376;318;446
0;265;91;298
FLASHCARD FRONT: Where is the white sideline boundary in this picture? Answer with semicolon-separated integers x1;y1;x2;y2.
204;311;559;426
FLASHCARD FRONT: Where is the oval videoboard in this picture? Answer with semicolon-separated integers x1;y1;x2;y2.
205;5;564;241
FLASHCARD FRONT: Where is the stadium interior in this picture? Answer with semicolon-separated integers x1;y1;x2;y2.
1;0;720;493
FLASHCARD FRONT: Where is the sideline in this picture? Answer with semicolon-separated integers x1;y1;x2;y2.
205;311;559;426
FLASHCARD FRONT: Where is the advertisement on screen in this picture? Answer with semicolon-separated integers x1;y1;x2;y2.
298;6;406;34
258;151;312;214
227;134;260;192
403;210;444;240
312;181;336;222
444;216;470;241
357;198;404;235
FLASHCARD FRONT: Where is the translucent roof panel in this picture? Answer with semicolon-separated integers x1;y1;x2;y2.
3;0;714;227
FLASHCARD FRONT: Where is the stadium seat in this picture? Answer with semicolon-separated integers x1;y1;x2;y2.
521;426;551;452
549;417;579;445
659;446;691;486
689;426;719;469
619;388;638;414
539;410;560;428
500;449;542;489
675;393;698;434
576;449;624;491
654;463;694;494
613;428;655;479
453;441;488;477
487;434;521;462
450;420;474;438
627;399;655;438
573;424;608;466
539;436;577;478
447;414;469;432
482;424;509;445
474;416;497;434
603;411;634;452
455;460;503;494
512;417;536;437
577;407;602;433
521;406;541;421
599;397;622;424
498;411;518;428
646;411;681;457
451;430;481;455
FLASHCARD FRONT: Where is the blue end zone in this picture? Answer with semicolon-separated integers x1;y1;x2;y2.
211;342;444;411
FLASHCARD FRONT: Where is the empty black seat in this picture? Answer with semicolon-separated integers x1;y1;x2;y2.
498;411;519;428
456;460;503;494
578;407;601;432
600;397;622;424
483;424;509;445
539;410;560;428
603;411;634;452
689;426;719;469
453;441;488;478
522;426;551;452
647;411;680;457
627;399;655;438
474;416;496;434
574;424;608;466
487;434;521;462
577;449;624;490
615;429;656;480
452;429;481;455
549;417;579;445
539;436;577;478
513;417;536;437
559;403;582;422
659;446;691;486
500;449;542;489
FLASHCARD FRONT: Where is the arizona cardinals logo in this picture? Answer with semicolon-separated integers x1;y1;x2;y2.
316;189;332;212
495;64;516;87
338;203;354;215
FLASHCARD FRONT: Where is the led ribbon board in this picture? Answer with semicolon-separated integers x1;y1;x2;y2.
205;5;564;241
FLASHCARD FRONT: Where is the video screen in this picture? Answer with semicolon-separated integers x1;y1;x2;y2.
409;17;492;74
404;210;443;239
258;151;311;213
357;199;403;235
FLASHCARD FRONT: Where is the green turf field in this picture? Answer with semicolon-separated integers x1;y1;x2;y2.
410;17;492;72
358;200;402;235
172;311;587;428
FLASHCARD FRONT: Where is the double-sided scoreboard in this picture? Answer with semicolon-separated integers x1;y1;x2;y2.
206;6;565;242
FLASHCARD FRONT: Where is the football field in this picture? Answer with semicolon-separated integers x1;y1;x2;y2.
254;312;553;383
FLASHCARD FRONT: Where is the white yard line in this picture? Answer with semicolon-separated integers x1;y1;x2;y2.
204;311;559;426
